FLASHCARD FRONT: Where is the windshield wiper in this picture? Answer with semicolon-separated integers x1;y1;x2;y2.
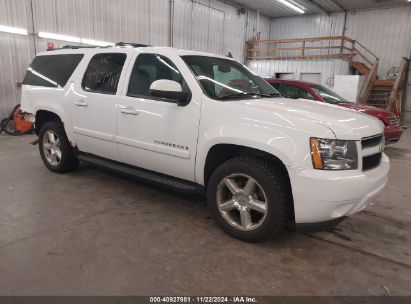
259;92;284;98
220;92;282;100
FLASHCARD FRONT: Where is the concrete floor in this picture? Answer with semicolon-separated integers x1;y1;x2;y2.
0;126;410;296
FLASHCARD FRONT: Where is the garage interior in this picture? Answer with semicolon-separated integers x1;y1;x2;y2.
1;0;411;297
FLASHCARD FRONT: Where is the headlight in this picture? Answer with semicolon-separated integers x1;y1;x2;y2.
310;138;358;170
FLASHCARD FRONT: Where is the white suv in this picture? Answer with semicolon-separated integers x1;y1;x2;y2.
21;44;389;242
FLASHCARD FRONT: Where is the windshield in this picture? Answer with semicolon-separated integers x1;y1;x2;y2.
311;85;351;104
182;56;281;100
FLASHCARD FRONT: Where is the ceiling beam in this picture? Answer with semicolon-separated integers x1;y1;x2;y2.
302;0;331;15
328;0;347;12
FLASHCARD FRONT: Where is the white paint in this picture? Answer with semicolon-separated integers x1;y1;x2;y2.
333;75;365;103
300;73;321;83
248;59;350;88
150;79;182;92
21;46;389;224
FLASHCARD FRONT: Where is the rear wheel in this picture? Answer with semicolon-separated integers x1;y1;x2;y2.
39;121;78;173
207;156;290;242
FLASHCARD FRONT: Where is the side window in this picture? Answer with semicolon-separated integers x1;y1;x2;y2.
127;54;185;98
23;54;84;88
283;84;315;100
270;83;280;90
82;53;127;94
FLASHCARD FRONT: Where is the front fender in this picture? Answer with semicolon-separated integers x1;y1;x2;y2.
195;99;336;185
195;135;294;185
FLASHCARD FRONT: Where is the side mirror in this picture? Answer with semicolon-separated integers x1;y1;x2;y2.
149;79;190;106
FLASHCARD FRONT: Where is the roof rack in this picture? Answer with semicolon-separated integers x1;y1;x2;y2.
62;45;106;49
46;42;150;51
115;42;151;48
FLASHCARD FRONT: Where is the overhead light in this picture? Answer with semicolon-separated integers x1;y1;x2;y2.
0;25;28;35
38;31;81;43
276;0;305;14
38;31;114;46
82;38;114;47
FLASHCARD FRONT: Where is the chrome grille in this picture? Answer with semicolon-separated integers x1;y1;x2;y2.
361;134;383;150
389;116;400;127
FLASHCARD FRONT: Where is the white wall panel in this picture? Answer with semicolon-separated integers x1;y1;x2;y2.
31;0;170;46
345;6;411;79
172;0;246;61
0;34;34;117
248;59;350;88
0;0;34;117
0;0;31;28
246;9;271;41
269;13;345;39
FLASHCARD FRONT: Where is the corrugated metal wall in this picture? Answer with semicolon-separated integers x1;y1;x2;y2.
248;59;350;88
268;6;411;81
246;9;271;41
269;13;345;38
0;0;34;118
172;0;246;60
345;6;411;79
0;0;261;118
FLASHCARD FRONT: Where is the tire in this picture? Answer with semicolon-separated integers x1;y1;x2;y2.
38;121;79;173
207;156;290;242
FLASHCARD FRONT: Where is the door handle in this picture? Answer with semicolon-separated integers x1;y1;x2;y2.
74;100;88;107
119;105;139;115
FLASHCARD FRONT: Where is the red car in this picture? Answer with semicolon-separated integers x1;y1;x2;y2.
265;79;403;144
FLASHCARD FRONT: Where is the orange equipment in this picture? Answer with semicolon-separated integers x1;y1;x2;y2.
0;104;33;135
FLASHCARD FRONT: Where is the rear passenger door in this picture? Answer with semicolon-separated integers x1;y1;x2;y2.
71;52;128;160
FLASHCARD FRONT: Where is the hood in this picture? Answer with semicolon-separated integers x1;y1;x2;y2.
338;102;392;117
235;98;384;140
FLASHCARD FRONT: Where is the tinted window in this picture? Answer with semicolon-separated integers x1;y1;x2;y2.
277;84;315;100
311;85;350;104
127;54;185;98
23;54;84;88
270;83;280;90
182;56;280;100
82;53;127;94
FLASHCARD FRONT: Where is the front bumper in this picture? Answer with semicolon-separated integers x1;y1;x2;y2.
288;153;389;224
384;125;403;144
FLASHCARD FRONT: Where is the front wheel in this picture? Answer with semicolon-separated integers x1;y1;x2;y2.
38;121;79;173
207;157;290;242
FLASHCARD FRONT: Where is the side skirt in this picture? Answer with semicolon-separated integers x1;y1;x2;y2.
78;153;204;194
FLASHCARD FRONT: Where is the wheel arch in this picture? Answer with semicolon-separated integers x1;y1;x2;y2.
202;143;295;223
34;109;63;135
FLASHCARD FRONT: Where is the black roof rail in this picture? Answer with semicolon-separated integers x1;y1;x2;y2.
115;42;151;48
46;42;150;51
62;45;103;49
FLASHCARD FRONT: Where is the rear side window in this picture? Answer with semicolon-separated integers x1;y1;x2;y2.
82;53;127;95
23;54;84;88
